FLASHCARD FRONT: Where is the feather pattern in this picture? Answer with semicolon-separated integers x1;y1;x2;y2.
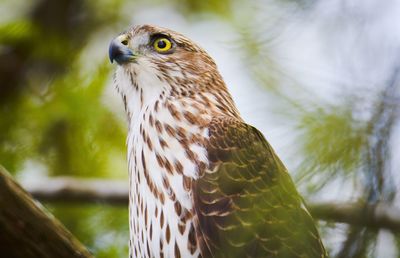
193;116;328;257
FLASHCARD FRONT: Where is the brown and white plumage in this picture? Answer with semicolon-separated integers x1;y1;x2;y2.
109;24;327;258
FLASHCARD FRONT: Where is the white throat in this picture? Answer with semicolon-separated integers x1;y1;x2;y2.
116;64;210;258
115;60;170;123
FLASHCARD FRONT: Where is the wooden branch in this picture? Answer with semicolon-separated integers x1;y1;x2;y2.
308;201;400;231
21;176;400;232
0;166;94;258
23;177;128;205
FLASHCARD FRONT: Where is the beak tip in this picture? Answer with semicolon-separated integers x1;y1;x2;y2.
108;40;116;64
108;37;134;65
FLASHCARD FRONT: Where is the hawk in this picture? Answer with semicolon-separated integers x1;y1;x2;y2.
109;25;327;258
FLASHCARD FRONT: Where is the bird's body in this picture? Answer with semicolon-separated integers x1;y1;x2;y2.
110;25;327;258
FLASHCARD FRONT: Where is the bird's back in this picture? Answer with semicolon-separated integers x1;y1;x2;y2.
192;116;328;258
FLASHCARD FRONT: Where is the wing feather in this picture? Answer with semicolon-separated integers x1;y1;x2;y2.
192;116;327;258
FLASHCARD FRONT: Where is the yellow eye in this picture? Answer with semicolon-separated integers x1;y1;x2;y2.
153;37;172;53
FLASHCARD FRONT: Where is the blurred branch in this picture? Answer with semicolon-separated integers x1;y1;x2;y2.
23;177;128;205
337;62;400;257
21;176;400;232
309;201;400;231
364;64;400;202
0;166;94;258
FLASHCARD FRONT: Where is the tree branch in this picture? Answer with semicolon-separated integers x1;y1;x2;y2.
0;167;94;258
20;176;400;232
308;201;400;231
23;177;128;205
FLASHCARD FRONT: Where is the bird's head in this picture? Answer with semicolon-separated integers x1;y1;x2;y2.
109;25;223;102
109;24;239;121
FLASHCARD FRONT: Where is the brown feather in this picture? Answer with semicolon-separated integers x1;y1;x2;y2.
192;116;328;258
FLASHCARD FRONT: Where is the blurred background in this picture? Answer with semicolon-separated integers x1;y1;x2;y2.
1;0;399;257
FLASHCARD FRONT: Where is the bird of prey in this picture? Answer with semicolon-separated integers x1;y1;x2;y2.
109;24;327;258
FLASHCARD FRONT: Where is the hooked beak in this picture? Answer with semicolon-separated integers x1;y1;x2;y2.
109;35;135;64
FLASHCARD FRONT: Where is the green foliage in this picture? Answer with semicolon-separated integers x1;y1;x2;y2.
34;62;126;178
0;0;127;176
0;0;129;256
48;203;129;258
175;0;234;18
0;59;126;177
296;106;366;190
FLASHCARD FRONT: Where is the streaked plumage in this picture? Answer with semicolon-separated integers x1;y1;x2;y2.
109;24;327;258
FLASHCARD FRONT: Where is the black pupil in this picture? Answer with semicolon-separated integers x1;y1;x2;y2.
157;39;167;49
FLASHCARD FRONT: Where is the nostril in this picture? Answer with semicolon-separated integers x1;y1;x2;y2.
121;39;128;46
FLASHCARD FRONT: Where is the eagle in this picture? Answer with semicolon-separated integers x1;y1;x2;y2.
109;24;327;258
